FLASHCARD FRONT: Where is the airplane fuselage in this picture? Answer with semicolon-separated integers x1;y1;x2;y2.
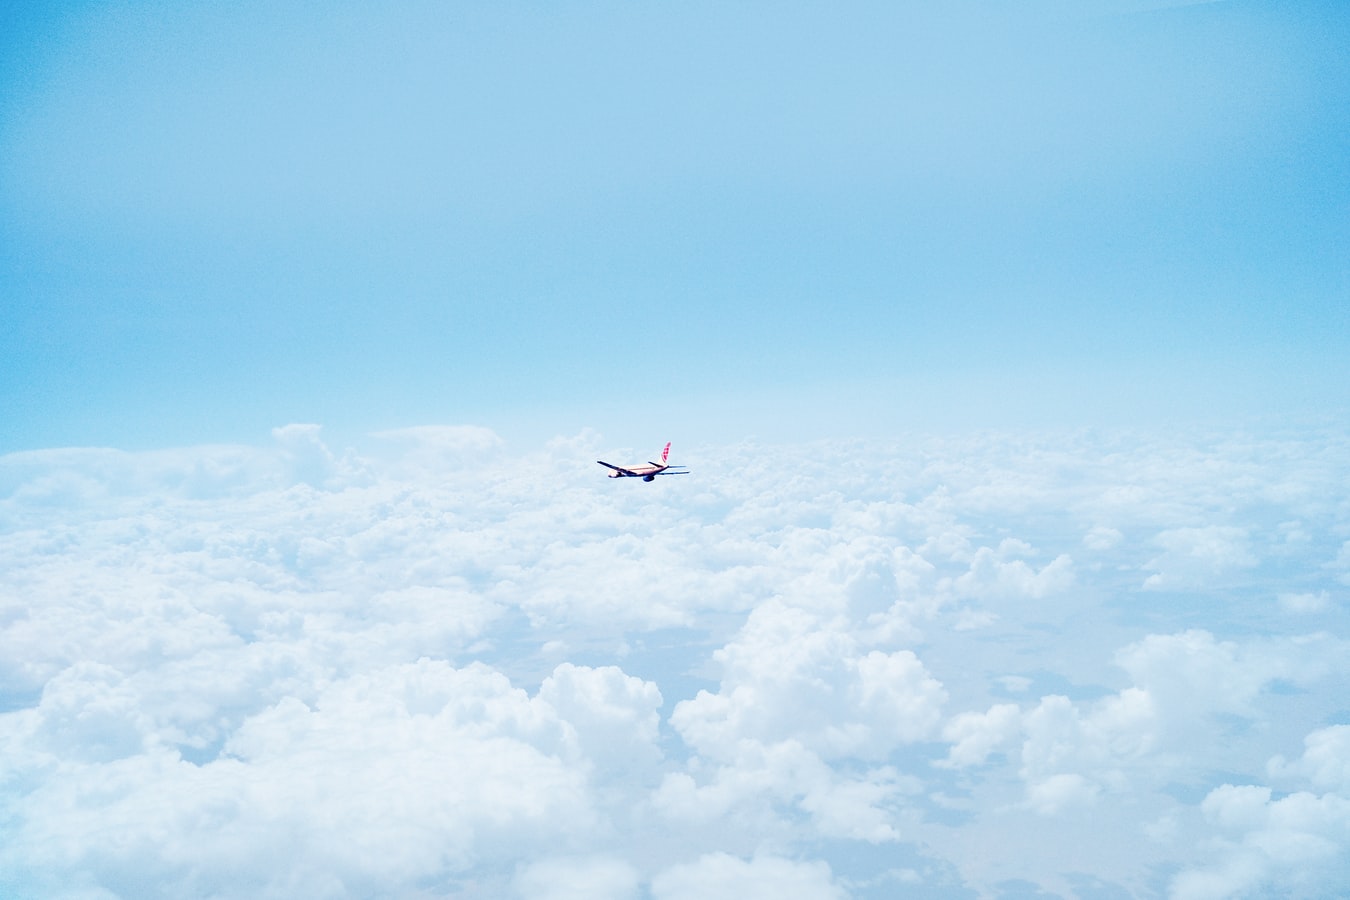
596;442;688;482
606;463;667;481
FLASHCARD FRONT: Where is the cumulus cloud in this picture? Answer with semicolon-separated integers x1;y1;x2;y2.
1268;725;1350;793
1142;526;1258;590
669;600;945;762
951;541;1075;602
1170;784;1350;899
652;737;923;845
940;703;1021;768
2;423;1349;897
650;853;846;900
938;686;1156;814
936;625;1350;828
513;856;640;900
536;663;663;778
4;659;643;897
1017;688;1155;813
1116;630;1344;725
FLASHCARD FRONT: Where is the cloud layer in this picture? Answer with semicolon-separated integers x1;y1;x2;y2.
2;424;1349;897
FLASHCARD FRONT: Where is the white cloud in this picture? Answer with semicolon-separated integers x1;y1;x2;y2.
951;544;1075;601
1025;772;1100;815
3;659;616;896
651;739;919;844
513;856;640;900
1115;630;1342;724
1279;590;1333;614
650;853;847;900
1268;725;1350;793
669;600;945;762
656;595;943;844
940;703;1021;768
1083;525;1124;551
1170;785;1350;899
270;423;344;488
1017;688;1156;812
936;626;1350;827
536;663;663;778
1143;526;1257;590
3;423;1350;898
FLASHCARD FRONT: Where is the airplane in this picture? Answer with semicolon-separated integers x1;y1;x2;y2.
597;442;689;481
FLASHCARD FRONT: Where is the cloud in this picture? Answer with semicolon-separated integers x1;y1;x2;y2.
1018;689;1155;813
536;663;663;779
669;600;946;762
651;738;921;845
650;853;846;900
513;856;640;900
950;542;1075;602
1115;630;1343;724
1083;525;1124;551
1268;725;1350;793
1170;784;1350;900
3;423;1350;897
935;624;1350;828
940;703;1021;768
938;685;1157;815
4;660;608;895
1279;590;1333;614
1143;526;1258;590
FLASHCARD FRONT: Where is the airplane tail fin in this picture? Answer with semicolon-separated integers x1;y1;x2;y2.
661;442;671;464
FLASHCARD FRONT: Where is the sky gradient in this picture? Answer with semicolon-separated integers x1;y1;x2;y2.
3;0;1347;449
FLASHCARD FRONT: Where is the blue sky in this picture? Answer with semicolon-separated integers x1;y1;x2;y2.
3;0;1346;450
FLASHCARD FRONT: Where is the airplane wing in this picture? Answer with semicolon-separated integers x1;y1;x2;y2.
597;460;639;476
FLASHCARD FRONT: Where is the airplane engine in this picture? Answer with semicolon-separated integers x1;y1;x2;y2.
643;474;655;482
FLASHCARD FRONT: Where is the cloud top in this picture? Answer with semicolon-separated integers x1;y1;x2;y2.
2;422;1349;896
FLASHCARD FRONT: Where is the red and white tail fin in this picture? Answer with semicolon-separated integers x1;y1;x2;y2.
661;442;671;464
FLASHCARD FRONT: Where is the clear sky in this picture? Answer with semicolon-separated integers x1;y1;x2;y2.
2;0;1346;450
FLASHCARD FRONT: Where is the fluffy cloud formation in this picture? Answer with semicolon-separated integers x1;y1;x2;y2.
4;659;616;897
650;853;846;900
1142;526;1257;590
513;856;640;900
670;601;946;761
1170;783;1350;899
2;423;1349;897
1269;725;1350;793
